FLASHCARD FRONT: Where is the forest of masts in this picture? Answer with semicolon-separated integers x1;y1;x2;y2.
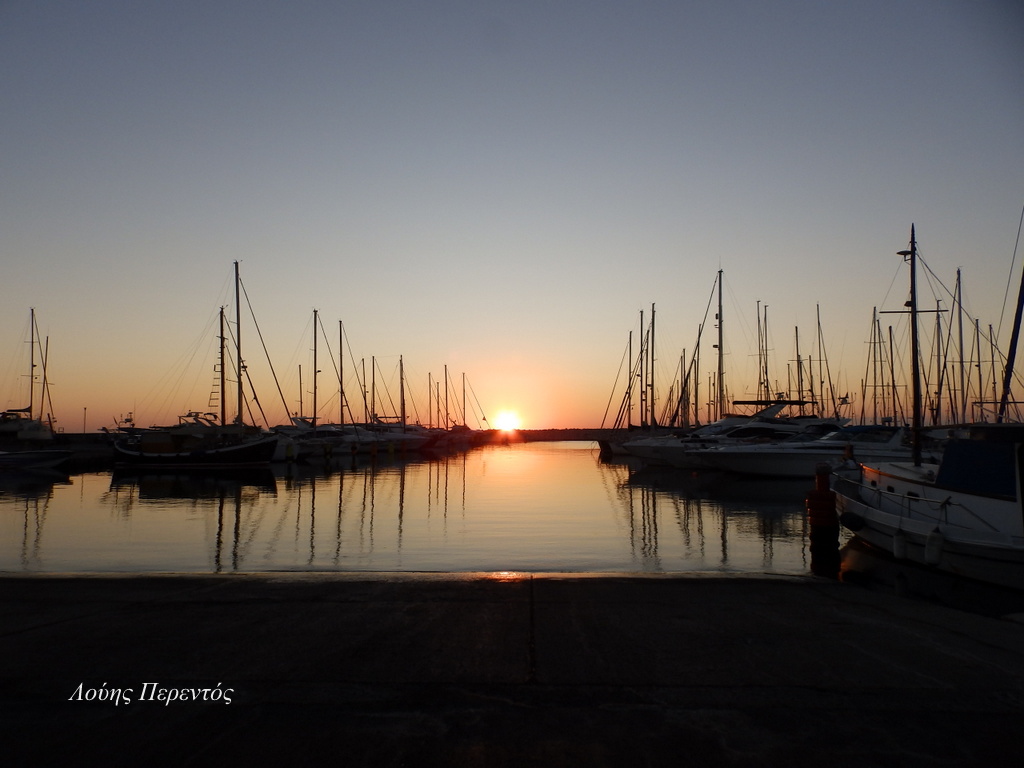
603;264;1024;432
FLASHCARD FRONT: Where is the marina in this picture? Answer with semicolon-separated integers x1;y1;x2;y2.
3;4;1022;763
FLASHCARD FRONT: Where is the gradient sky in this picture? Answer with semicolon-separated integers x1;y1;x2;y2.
2;0;1022;431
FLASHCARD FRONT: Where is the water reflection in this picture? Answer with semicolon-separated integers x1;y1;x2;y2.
840;538;1024;618
1;470;70;571
0;442;819;574
618;462;813;574
0;468;70;499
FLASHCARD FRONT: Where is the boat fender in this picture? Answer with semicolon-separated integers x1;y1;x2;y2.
893;531;907;560
924;528;944;565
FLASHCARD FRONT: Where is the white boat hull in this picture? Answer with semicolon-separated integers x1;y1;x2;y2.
837;491;1024;590
835;447;1024;591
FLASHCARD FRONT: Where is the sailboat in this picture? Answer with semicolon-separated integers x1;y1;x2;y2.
1;309;54;443
834;226;1024;589
113;263;279;467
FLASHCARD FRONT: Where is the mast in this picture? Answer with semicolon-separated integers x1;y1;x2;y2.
956;270;967;424
219;307;227;426
28;308;36;421
716;270;725;419
361;358;368;423
400;355;406;429
997;257;1024;422
694;329;701;426
898;225;923;465
312;309;318;432
233;261;244;425
795;326;805;416
339;321;345;426
627;330;633;428
638;309;646;427
975;320;984;422
651;305;659;428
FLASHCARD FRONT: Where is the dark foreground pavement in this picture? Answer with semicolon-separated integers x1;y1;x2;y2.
3;573;1023;767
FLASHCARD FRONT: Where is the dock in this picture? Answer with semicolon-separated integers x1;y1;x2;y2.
3;572;1023;766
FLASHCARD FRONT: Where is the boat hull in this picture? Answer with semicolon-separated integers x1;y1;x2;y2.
834;446;1024;591
836;491;1024;591
0;449;72;471
113;436;280;467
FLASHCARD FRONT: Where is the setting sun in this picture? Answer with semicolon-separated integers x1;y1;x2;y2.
493;410;522;431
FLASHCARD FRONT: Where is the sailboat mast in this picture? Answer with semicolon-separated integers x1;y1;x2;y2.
795;326;804;415
28;308;36;421
638;309;646;427
627;330;633;429
898;225;923;465
716;270;725;420
344;319;348;428
956;270;967;424
312;309;318;432
400;355;406;429
219;307;227;426
648;303;656;427
997;256;1024;422
233;261;243;425
694;329;701;426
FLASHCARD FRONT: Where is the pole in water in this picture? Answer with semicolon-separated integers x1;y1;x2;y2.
806;463;840;578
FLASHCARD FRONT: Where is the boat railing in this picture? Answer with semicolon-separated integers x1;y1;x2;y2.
834;471;1002;532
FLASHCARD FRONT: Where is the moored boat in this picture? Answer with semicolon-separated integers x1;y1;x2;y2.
835;226;1024;590
835;424;1024;590
699;425;941;479
0;448;72;471
622;401;848;469
113;431;280;467
1;310;54;443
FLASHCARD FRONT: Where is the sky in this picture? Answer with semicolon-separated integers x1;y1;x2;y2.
1;0;1022;432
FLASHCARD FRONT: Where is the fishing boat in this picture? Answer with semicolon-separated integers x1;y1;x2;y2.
835;226;1024;589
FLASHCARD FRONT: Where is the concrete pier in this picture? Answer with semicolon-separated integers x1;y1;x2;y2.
3;573;1023;766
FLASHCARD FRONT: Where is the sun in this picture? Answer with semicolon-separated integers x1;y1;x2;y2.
493;410;522;431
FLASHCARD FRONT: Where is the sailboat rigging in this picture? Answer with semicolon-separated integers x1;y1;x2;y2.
1;308;55;442
112;263;279;466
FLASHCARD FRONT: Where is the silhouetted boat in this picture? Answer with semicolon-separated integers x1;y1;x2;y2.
698;425;940;479
1;310;54;443
114;263;280;467
113;431;279;467
0;449;71;471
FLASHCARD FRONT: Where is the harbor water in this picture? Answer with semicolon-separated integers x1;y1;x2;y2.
2;440;822;574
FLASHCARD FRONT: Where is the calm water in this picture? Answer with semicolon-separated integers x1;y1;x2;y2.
2;441;821;574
